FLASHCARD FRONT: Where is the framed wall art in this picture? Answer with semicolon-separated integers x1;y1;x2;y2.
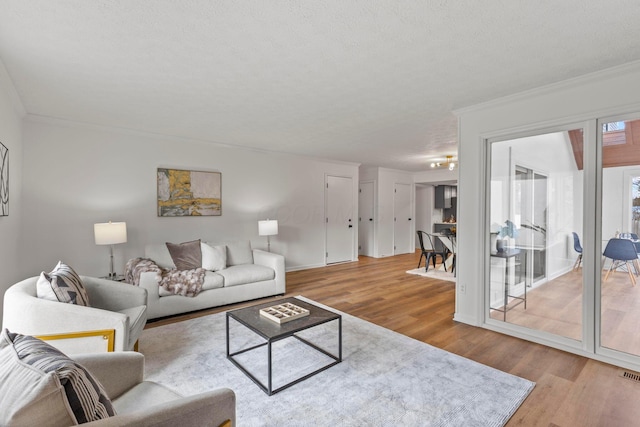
157;168;221;217
0;142;7;216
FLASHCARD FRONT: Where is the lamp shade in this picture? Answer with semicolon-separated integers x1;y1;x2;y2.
258;219;278;236
94;222;127;245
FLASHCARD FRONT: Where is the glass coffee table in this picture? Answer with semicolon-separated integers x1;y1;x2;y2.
226;297;342;395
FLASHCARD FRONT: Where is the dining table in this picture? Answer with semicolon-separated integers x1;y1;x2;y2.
436;233;456;272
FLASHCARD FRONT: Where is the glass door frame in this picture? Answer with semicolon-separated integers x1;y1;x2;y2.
483;120;595;354
595;111;640;365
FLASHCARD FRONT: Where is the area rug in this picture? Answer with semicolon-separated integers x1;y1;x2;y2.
140;297;533;426
407;267;456;282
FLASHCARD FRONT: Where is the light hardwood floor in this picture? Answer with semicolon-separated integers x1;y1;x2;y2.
489;265;640;358
147;251;640;426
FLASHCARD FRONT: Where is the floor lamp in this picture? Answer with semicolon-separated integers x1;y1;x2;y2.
258;219;278;252
94;221;127;278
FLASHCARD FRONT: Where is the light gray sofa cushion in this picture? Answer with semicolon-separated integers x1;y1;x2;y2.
201;242;226;271
225;240;254;266
145;244;176;269
112;380;181;414
218;264;275;287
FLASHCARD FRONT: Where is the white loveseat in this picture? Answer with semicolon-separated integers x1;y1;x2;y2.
140;240;285;319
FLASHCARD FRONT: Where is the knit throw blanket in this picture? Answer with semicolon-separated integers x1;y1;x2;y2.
125;257;205;297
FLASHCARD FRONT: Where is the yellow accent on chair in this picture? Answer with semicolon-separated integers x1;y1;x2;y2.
35;329;115;353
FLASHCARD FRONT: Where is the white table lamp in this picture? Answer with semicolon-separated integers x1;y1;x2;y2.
258;219;278;252
94;221;127;278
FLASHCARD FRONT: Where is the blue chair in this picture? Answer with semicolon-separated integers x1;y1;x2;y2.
632;234;640;253
572;232;583;270
620;232;640;254
603;238;639;285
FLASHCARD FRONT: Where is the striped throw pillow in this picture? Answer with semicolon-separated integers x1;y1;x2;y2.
8;331;115;423
37;261;90;306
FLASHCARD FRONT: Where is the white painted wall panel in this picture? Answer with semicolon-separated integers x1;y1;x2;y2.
20;118;358;277
0;64;23;321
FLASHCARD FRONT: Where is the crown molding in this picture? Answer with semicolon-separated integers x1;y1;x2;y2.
453;60;640;117
24;113;361;168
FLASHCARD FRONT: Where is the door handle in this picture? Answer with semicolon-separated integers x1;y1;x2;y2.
369;218;373;221
408;218;412;221
348;225;353;228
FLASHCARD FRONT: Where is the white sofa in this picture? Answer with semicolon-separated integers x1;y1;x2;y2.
141;240;285;319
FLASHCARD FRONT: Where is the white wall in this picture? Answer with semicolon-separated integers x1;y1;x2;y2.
456;60;640;367
375;168;414;257
0;63;24;321
415;184;433;247
19;117;359;278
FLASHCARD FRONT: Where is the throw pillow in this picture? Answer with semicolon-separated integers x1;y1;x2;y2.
225;240;254;266
166;239;202;270
36;261;90;306
201;242;226;271
0;329;115;425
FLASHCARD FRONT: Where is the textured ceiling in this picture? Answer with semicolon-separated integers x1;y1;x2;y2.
1;1;640;171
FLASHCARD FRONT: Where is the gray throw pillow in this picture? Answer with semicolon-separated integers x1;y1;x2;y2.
166;239;202;270
36;261;90;306
0;329;115;425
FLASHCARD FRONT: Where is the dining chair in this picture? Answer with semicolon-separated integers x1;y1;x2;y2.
416;231;447;272
572;232;583;270
619;232;640;254
602;238;639;285
441;228;457;275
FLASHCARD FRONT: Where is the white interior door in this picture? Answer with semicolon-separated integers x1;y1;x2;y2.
359;181;374;256
326;175;354;264
394;183;412;255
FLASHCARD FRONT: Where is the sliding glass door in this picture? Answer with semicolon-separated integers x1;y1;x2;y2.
487;128;584;342
599;115;640;359
485;113;640;368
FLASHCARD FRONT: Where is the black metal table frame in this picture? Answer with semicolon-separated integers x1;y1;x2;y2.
490;248;527;321
226;312;342;396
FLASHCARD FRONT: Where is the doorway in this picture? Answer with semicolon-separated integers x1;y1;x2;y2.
393;183;412;254
359;181;375;256
326;175;355;264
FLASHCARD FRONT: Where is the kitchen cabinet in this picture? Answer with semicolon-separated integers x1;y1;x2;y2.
434;185;452;209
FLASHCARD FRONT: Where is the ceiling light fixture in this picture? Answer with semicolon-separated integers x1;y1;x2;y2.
430;155;456;170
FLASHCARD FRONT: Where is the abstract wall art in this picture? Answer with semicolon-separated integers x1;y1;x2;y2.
0;142;7;216
157;168;221;217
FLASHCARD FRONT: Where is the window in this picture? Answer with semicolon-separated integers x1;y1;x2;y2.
602;121;626;132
